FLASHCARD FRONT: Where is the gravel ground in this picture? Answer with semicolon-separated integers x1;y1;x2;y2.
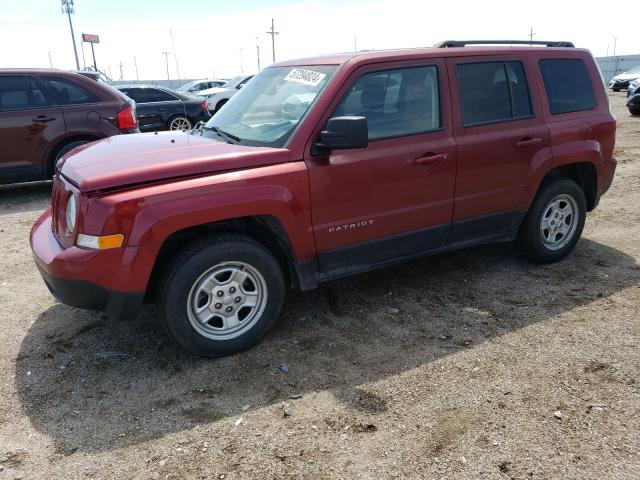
0;93;638;480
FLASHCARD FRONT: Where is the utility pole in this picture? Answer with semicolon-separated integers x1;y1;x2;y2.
169;29;181;80
162;51;171;84
80;39;86;69
134;56;139;81
61;0;80;69
354;35;357;52
118;61;123;81
48;51;53;68
256;37;261;71
266;18;279;63
239;48;244;74
528;27;536;46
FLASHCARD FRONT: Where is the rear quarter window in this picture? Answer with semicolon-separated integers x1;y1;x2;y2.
539;59;596;115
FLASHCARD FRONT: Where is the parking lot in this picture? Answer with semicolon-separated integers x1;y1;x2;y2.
0;92;638;479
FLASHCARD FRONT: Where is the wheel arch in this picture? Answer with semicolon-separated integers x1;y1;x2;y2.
145;215;303;301
47;134;103;176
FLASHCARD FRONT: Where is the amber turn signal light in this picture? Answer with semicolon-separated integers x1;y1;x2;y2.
76;233;124;250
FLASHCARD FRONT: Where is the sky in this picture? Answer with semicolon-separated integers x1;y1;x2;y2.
0;0;637;84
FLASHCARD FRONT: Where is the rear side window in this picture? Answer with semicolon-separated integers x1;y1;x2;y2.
125;88;177;103
456;61;533;126
539;59;596;114
333;65;441;140
0;76;52;110
42;77;100;105
0;76;29;110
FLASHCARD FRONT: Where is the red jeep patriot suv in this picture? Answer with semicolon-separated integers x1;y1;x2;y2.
30;40;616;357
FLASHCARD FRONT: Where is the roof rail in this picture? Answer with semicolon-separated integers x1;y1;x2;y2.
435;40;575;48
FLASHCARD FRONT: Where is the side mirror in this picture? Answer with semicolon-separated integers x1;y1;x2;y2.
314;116;368;153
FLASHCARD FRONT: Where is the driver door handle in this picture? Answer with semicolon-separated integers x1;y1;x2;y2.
32;115;56;123
515;137;542;148
415;152;448;165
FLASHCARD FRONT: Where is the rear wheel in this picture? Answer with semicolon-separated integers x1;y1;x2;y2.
159;234;285;357
214;99;228;113
167;115;192;131
518;178;586;264
53;140;91;172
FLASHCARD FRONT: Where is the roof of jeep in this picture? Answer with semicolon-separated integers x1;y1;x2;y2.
272;46;590;67
0;68;90;76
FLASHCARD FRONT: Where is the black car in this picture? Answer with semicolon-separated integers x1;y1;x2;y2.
115;85;211;131
627;81;640;116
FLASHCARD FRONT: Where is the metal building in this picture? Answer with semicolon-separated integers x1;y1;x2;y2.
595;55;640;84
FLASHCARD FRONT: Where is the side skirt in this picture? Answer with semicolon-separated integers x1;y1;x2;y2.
295;210;525;290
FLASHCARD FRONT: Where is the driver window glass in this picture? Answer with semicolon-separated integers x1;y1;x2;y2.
333;65;441;141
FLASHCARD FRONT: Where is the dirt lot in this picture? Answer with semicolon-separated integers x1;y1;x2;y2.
0;93;639;480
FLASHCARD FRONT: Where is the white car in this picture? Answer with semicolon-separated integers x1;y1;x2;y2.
609;65;640;91
177;79;227;96
201;75;254;113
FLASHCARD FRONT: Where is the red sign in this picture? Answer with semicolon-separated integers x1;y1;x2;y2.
82;33;100;44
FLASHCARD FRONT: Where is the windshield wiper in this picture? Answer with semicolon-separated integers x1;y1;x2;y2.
203;126;241;144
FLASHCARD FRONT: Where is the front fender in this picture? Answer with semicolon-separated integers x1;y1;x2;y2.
83;161;315;268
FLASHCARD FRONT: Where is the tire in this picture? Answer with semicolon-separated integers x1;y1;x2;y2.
629;107;640;116
53;140;91;172
612;88;621;92
518;178;586;264
167;115;192;131
159;234;286;357
214;99;228;113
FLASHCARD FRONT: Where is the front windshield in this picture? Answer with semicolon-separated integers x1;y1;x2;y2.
200;65;337;147
222;76;243;88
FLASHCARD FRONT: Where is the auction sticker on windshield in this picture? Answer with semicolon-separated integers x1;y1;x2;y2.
284;69;326;87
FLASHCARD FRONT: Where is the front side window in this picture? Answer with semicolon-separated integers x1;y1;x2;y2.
201;65;337;147
333;65;441;140
456;61;533;126
539;59;596;114
42;77;100;105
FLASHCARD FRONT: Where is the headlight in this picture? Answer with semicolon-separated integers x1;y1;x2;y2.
65;194;77;234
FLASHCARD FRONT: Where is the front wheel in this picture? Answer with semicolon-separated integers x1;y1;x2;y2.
518;178;586;264
159;234;285;357
629;106;640;116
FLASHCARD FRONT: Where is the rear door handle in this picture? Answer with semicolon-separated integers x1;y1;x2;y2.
515;137;542;148
32;116;56;123
415;152;448;165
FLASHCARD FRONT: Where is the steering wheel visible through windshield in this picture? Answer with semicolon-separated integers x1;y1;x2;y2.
199;65;338;147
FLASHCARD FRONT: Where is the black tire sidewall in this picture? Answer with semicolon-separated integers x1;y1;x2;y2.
160;237;285;357
519;178;587;263
215;99;228;112
54;140;90;172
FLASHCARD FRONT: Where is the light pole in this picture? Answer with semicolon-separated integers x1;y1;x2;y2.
266;18;279;63
256;37;261;71
162;51;171;85
61;0;80;70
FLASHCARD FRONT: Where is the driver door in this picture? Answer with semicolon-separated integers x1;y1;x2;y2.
304;59;457;274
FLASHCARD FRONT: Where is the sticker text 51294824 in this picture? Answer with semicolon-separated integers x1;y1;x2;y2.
284;69;327;87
